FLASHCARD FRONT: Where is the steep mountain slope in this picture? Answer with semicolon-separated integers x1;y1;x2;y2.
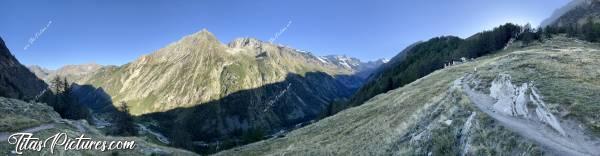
75;29;380;153
27;65;52;80
0;97;198;156
348;24;522;108
79;30;363;115
217;36;600;155
28;63;102;82
310;55;386;90
540;0;590;27
0;37;47;100
544;0;600;28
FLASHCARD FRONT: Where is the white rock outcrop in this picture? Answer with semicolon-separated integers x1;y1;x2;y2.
489;74;566;136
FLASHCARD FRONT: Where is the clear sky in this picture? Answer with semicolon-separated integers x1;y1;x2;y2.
1;0;570;69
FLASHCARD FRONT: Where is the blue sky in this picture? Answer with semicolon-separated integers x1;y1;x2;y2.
1;0;569;69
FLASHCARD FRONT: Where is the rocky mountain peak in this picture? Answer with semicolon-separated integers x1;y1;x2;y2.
186;28;219;43
0;36;5;48
318;55;364;70
0;37;17;66
134;29;226;65
228;37;266;49
158;29;222;51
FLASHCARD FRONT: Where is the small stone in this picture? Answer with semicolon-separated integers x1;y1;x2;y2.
444;120;453;126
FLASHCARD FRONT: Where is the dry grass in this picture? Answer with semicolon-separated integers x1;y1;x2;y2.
0;97;198;156
217;36;600;155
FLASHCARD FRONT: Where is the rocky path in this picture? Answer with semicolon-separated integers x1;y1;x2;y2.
0;124;55;142
462;78;600;156
137;123;170;144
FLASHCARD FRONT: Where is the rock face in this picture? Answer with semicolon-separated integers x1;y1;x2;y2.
0;37;47;100
28;63;102;82
216;36;600;156
27;65;52;80
489;74;566;136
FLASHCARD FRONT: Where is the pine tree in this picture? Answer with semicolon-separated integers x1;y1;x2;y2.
114;101;137;136
50;76;63;93
62;77;70;94
519;23;537;45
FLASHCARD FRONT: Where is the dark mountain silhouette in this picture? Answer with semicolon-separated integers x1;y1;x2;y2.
0;37;47;100
134;72;353;154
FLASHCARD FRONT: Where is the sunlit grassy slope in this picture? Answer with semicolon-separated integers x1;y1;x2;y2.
216;35;600;155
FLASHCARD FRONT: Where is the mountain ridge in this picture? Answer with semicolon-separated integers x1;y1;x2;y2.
0;37;47;100
27;63;102;82
78;29;380;115
216;35;600;156
542;0;600;28
73;29;383;153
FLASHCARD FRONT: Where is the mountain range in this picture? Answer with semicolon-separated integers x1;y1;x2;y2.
1;1;599;155
0;37;47;100
57;29;384;153
28;63;102;82
0;36;199;155
218;1;600;155
217;34;600;156
73;30;382;114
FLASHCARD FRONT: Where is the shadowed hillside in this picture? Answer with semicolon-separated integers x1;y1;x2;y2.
347;23;524;108
136;72;353;154
0;37;47;100
217;35;600;156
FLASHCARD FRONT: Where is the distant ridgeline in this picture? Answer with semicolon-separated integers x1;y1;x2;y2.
347;23;527;107
73;30;382;154
541;0;600;42
0;37;47;100
0;37;89;120
347;0;600;108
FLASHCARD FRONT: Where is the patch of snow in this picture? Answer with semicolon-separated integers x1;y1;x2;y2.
316;56;329;64
339;61;352;69
382;59;389;63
